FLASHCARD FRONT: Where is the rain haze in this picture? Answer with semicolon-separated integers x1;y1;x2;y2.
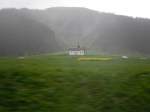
0;0;150;112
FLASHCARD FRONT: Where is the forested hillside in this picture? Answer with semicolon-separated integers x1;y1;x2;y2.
0;9;59;56
0;7;150;55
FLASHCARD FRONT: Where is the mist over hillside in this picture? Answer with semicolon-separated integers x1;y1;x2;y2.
0;7;150;56
0;9;59;56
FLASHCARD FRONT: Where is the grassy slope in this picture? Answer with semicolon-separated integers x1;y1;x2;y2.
0;55;150;112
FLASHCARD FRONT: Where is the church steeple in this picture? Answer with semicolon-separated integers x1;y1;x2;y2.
77;41;80;48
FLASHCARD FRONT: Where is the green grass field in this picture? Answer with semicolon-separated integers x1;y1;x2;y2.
0;55;150;112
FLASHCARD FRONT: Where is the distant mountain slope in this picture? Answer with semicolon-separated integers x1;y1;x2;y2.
31;7;150;54
30;7;101;47
88;14;150;54
0;7;150;55
0;9;59;56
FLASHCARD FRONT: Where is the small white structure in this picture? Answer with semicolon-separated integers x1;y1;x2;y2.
122;56;128;59
68;45;85;56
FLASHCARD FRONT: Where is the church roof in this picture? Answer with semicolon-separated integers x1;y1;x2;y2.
69;47;85;51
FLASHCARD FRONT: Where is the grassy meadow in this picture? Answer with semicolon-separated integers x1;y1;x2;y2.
0;55;150;112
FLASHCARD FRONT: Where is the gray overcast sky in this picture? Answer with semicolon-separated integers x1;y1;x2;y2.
0;0;150;18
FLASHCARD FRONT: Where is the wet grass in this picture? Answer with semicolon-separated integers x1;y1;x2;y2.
0;55;150;112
